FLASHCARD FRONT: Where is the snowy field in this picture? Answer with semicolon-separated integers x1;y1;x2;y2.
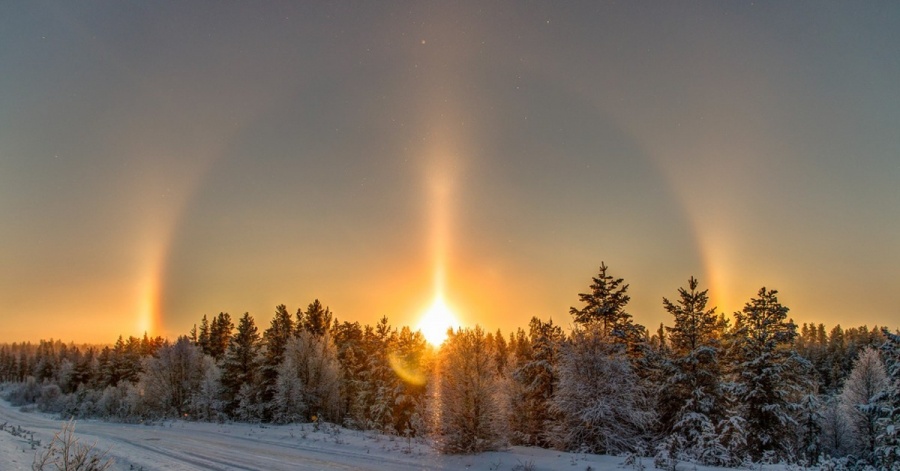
0;399;790;471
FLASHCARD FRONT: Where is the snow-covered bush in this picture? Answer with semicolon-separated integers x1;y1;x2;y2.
549;325;653;455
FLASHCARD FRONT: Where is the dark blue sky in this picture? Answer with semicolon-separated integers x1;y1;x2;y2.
2;2;898;341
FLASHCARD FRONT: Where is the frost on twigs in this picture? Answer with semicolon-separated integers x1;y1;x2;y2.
32;419;113;471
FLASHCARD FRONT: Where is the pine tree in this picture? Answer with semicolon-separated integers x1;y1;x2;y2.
260;304;294;421
729;287;806;461
333;320;366;427
366;316;400;433
796;392;823;465
220;313;261;417
300;300;333;337
197;315;211;353
208;312;234;361
659;276;726;465
510;317;564;447
569;262;644;348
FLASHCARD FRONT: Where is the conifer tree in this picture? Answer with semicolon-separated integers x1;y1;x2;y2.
300;299;333;337
510;317;564;447
365;316;399;432
796;392;823;465
208;312;234;361
332;320;367;427
221;313;261;417
569;262;644;347
197;315;211;353
260;304;294;421
729;287;805;461
659;276;726;465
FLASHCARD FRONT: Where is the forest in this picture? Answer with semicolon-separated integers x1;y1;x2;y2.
2;263;899;470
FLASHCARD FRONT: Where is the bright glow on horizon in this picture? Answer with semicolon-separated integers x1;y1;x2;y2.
417;296;459;345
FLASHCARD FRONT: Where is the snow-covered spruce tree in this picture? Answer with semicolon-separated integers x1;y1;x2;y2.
569;262;644;350
549;324;653;454
839;346;888;464
796;391;823;465
273;330;342;423
364;316;400;433
260;304;294;422
433;326;505;453
220;312;261;418
658;276;727;466
509;317;565;447
332;320;367;428
874;329;900;470
729;287;806;462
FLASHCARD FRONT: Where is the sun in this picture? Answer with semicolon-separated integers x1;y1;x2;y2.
417;296;459;346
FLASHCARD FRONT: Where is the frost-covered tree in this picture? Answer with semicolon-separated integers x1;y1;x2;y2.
821;394;852;458
260;304;294;421
796;392;823;465
273;331;342;423
874;329;900;470
364;316;400;432
388;326;429;436
190;355;222;421
839;346;888;463
332;320;367;427
569;262;643;346
510;317;564;447
136;337;212;418
220;313;261;417
659;277;727;465
549;325;653;454
729;287;806;461
433;326;505;454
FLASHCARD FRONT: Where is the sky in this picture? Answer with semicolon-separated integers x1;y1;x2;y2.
1;2;899;343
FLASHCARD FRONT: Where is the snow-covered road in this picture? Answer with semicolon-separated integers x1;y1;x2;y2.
0;399;644;471
0;400;449;470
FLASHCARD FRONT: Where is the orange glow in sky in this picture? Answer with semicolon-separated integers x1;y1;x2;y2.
2;3;899;343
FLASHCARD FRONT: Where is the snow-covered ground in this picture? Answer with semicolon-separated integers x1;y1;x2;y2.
0;399;790;471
